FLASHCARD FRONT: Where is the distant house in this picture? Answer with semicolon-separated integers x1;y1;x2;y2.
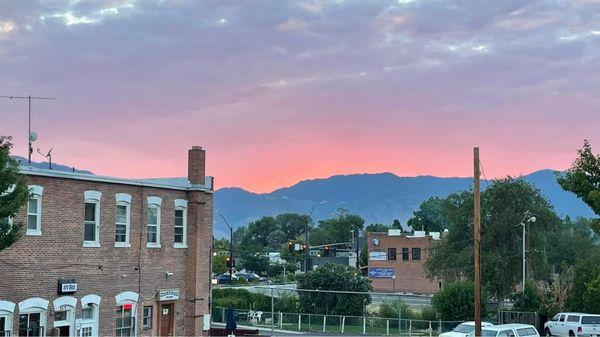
367;229;445;294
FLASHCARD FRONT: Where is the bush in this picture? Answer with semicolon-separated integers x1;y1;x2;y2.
297;264;372;316
512;280;541;312
432;280;488;321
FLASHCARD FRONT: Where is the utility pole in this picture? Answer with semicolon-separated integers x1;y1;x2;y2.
218;213;234;285
0;95;55;165
473;147;482;337
305;202;323;272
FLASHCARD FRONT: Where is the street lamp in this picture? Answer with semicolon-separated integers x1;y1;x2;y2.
518;212;536;292
218;213;234;285
305;201;325;272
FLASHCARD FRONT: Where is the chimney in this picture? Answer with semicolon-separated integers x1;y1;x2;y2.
188;146;206;185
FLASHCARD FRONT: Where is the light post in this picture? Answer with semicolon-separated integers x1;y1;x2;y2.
304;201;324;272
392;274;396;293
218;213;234;285
518;212;536;292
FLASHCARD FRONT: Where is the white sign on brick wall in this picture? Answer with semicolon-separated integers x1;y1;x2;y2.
158;289;180;301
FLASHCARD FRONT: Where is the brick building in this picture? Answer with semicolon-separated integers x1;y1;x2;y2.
367;230;443;294
0;146;213;337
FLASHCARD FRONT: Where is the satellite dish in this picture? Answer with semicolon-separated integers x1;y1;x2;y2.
29;132;38;142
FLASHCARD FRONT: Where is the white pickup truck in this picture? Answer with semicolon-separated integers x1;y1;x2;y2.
544;312;600;337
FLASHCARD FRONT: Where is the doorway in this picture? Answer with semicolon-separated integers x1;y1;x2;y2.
158;303;174;337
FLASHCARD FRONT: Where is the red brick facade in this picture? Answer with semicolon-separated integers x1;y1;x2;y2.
0;147;213;337
367;231;442;294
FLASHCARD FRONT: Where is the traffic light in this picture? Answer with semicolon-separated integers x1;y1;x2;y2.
324;246;330;256
226;257;234;268
301;244;307;252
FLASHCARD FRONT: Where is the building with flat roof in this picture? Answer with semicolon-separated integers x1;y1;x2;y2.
0;146;213;337
367;229;444;294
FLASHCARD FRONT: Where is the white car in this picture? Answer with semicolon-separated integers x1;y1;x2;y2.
440;321;494;337
469;324;540;337
544;312;600;337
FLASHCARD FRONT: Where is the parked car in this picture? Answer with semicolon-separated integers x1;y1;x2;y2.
544;312;600;337
440;321;494;337
468;324;540;337
217;273;239;284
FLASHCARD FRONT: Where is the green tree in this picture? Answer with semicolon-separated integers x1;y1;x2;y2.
432;281;488;321
512;280;541;312
365;223;390;232
407;197;447;232
547;217;599;274
297;264;371;316
212;254;228;275
557;140;600;235
425;178;560;303
565;252;600;313
0;136;29;251
310;211;364;246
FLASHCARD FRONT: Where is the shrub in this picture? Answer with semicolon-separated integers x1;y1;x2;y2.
432;280;488;321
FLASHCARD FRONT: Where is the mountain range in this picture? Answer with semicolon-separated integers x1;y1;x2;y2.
214;170;595;237
11;157;594;237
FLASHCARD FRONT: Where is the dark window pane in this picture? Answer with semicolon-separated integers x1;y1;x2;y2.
85;203;96;222
28;214;38;230
28;198;38;214
412;248;421;260
147;208;157;224
84;222;96;241
147;231;157;243
402;248;409;261
387;248;396;261
116;224;127;242
116;205;127;223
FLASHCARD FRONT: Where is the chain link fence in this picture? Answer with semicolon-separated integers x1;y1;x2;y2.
210;286;470;336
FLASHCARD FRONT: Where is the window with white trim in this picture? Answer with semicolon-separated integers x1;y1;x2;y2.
26;185;43;236
146;197;162;248
0;300;15;337
83;191;101;247
115;193;132;248
142;306;152;329
115;292;138;337
174;199;188;248
17;298;48;337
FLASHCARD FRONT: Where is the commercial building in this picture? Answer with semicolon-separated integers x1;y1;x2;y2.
0;146;213;337
367;229;443;294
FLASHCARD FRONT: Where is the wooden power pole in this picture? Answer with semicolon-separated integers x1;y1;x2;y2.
474;147;482;337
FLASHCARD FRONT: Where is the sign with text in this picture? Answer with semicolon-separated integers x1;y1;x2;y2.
369;251;387;261
57;279;77;294
158;289;180;301
368;268;395;278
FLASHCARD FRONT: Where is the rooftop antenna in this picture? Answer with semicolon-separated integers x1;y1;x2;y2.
0;95;55;166
36;147;53;170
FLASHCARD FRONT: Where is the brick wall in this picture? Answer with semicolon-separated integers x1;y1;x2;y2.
366;232;441;294
0;154;213;336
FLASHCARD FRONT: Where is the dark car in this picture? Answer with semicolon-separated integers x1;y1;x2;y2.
217;273;238;284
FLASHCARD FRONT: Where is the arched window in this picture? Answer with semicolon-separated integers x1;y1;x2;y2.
53;297;76;337
80;295;101;337
174;199;188;248
83;191;102;247
115;292;138;337
146;197;162;248
18;297;48;337
115;193;132;247
27;185;43;236
0;300;15;337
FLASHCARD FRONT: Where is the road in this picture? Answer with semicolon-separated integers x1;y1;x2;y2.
214;283;432;306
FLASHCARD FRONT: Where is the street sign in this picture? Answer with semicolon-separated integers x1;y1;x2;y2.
368;268;395;278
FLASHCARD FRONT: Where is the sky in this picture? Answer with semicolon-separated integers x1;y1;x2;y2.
1;0;599;193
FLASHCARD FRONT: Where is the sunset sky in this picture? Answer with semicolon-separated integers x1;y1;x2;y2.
1;0;599;193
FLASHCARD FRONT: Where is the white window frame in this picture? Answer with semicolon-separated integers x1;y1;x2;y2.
115;292;138;337
83;190;102;248
0;301;15;337
26;185;43;236
146;196;162;248
18;298;48;337
142;306;152;329
53;297;76;337
174;199;188;248
115;193;132;248
81;295;101;337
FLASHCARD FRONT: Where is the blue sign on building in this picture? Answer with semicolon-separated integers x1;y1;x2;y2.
368;268;395;278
